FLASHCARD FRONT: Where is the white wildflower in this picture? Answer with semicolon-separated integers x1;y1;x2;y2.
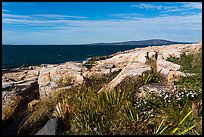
168;100;171;103
93;127;97;132
144;101;147;104
187;93;189;97
177;97;181;100
164;94;168;99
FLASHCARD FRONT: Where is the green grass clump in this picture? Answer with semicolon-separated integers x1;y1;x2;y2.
84;60;96;65
83;60;97;70
89;55;112;61
65;50;202;135
58;85;151;135
166;55;179;63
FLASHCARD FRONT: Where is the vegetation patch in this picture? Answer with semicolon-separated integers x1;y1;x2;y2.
83;60;97;70
19;50;202;135
166;55;179;63
89;55;112;61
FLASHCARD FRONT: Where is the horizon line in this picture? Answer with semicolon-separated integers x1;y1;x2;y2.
2;39;196;45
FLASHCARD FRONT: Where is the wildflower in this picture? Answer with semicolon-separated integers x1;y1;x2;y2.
144;101;147;104
144;119;148;123
164;94;168;99
93;128;97;132
177;97;181;100
187;93;189;97
168;100;171;103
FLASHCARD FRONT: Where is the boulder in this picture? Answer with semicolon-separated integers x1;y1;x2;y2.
2;82;14;90
157;58;182;72
2;66;41;87
2;67;40;122
99;63;151;92
35;118;64;135
137;83;171;98
2;91;24;121
38;62;86;98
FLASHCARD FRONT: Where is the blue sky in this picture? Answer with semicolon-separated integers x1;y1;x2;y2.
2;2;202;45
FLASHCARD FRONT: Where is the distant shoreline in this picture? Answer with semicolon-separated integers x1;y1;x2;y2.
2;39;194;46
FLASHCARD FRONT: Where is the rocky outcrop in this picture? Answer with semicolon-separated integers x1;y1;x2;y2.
137;83;172;98
2;66;41;82
96;43;201;92
2;66;40;122
99;63;151;92
2;82;15;90
2;43;201;125
2;91;24;121
38;62;87;98
32;43;202;96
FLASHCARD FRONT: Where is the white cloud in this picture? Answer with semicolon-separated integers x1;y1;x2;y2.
109;13;143;19
2;13;201;29
182;2;202;10
2;13;31;19
2;12;202;44
2;9;9;12
131;3;163;10
2;13;87;20
108;13;143;18
33;14;87;19
131;2;202;13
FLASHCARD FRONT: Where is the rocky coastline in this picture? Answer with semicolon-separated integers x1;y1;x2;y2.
2;42;202;135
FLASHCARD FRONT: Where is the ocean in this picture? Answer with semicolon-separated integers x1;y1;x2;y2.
2;44;148;70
